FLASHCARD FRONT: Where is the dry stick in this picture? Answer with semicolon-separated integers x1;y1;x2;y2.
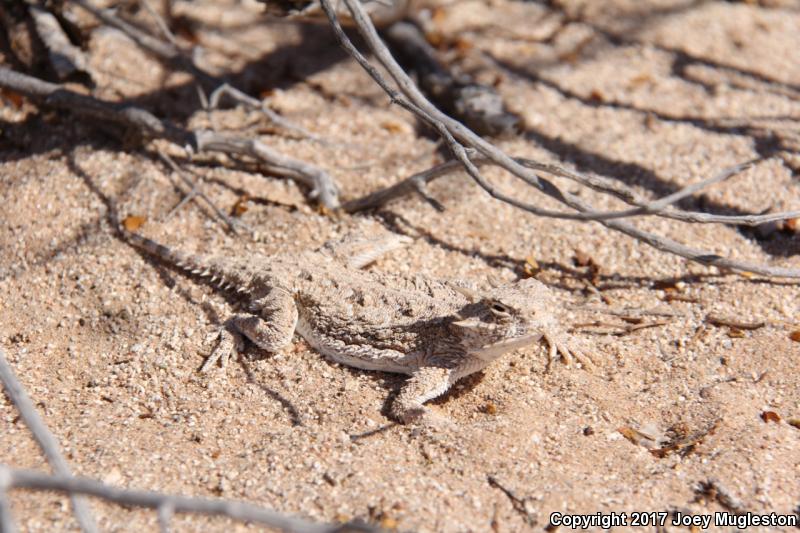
208;84;324;143
27;3;92;80
0;467;378;533
561;187;800;277
318;1;634;220
0;67;340;209
157;150;247;233
72;0;336;201
0;348;98;533
332;0;775;226
72;0;214;86
323;1;800;278
517;158;800;225
139;0;178;46
330;0;554;189
321;0;663;220
193;130;340;207
73;0;321;143
346;156;800;226
0;468;16;533
157;501;175;533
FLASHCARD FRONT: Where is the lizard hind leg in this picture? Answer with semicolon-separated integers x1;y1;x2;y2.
201;291;298;372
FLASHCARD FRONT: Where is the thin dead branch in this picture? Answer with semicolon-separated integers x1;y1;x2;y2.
0;466;379;533
486;475;537;526
346;155;799;225
208;84;324;143
72;0;215;87
0;66;340;208
139;0;178;46
73;0;334;199
0;343;378;532
27;3;92;81
323;0;800;278
0;347;98;533
74;0;316;142
157;150;248;233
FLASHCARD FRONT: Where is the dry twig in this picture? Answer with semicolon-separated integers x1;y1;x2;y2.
0;346;378;532
323;0;800;278
0;466;379;533
0;347;97;533
27;3;92;81
0;67;340;209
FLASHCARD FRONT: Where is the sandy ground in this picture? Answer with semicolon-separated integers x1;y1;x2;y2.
2;0;800;531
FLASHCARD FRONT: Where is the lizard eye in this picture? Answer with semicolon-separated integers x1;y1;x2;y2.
489;302;512;316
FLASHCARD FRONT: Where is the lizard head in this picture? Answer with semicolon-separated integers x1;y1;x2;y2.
449;278;556;361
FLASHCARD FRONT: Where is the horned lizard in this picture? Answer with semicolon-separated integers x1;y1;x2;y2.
123;227;591;425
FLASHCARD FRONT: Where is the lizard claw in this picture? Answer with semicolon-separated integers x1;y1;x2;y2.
544;332;595;372
201;327;244;372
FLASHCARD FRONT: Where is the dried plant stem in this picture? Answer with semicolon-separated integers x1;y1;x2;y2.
0;67;340;208
0;348;97;533
0;465;377;533
323;0;800;278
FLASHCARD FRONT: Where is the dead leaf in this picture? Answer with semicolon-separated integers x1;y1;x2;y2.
618;426;650;446
787;419;800;430
453;38;473;55
760;411;781;423
0;88;25;108
728;328;745;338
431;6;448;24
380;120;408;134
588;89;604;102
426;31;445;48
789;330;800;342
522;256;540;277
628;72;654;88
380;517;398;530
122;215;146;231
231;195;250;217
649;420;720;458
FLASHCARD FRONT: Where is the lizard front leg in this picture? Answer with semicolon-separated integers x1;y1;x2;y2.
202;289;298;372
392;366;456;425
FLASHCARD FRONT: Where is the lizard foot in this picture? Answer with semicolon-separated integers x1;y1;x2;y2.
544;331;595;372
393;405;456;431
201;326;245;372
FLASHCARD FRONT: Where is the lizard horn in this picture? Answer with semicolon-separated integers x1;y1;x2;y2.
452;285;481;303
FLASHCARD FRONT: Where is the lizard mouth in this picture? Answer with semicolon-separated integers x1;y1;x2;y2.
470;332;543;360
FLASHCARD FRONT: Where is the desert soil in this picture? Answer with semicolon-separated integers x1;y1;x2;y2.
1;0;799;531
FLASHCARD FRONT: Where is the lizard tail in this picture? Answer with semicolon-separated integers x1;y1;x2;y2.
119;223;249;294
